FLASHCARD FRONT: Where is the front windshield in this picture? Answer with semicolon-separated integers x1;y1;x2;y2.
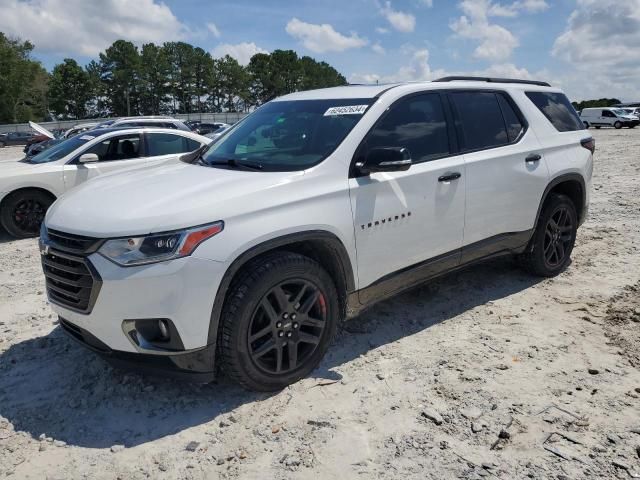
28;134;93;164
613;109;629;116
200;98;374;171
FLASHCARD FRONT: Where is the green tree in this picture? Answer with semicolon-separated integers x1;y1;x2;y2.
99;40;141;116
213;55;251;112
572;98;622;111
299;56;347;90
0;33;48;122
139;43;171;115
48;58;93;118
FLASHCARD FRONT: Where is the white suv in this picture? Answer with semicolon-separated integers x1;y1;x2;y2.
40;77;594;391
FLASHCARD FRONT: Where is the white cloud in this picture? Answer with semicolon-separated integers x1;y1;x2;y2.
351;48;434;83
211;42;267;65
420;0;434;7
376;27;390;34
0;0;186;56
372;43;386;55
285;18;367;53
206;22;221;38
489;0;549;17
450;0;519;61
379;2;416;33
551;0;640;100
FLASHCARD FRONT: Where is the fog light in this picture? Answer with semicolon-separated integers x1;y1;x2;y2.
158;319;170;340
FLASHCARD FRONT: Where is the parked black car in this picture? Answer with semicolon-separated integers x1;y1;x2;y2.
0;131;36;147
195;122;229;135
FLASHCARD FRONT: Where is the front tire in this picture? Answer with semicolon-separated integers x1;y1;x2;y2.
519;193;577;277
614;121;622;129
0;190;53;238
219;252;339;391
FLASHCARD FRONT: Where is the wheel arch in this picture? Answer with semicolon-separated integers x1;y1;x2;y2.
206;230;356;345
0;186;57;210
534;173;586;228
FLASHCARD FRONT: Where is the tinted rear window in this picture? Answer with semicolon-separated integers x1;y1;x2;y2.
450;91;509;151
525;92;584;132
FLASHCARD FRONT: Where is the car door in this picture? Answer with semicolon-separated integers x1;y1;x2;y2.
601;110;615;126
144;132;205;165
450;90;549;259
63;133;147;191
349;92;466;293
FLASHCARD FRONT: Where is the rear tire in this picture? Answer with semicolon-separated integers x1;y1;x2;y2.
219;251;339;391
518;193;577;277
614;121;622;129
0;190;53;238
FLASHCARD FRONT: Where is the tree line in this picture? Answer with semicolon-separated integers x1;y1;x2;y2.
0;33;348;123
571;98;622;111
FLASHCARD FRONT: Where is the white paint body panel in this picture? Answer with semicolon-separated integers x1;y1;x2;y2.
44;81;592;353
0;128;210;205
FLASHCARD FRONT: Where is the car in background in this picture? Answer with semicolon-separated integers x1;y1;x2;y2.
25;138;64;158
63;123;99;138
0;131;37;147
621;107;640;118
0;127;211;238
205;124;232;142
110;117;191;131
194;122;230;135
580;107;639;129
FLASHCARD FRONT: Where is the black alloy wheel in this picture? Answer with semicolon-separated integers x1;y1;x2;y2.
518;193;577;277
1;190;53;238
542;205;574;269
219;251;339;391
13;198;46;235
247;279;327;375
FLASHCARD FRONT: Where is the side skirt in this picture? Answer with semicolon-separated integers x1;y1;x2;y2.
346;230;533;318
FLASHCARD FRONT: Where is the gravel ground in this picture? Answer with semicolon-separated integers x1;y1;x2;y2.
0;128;639;479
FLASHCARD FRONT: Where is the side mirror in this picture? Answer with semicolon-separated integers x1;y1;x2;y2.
78;153;99;163
356;147;412;175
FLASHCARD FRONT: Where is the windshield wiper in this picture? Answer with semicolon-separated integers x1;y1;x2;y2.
207;158;264;171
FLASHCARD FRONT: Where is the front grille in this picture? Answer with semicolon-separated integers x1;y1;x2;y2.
47;228;103;254
42;249;101;313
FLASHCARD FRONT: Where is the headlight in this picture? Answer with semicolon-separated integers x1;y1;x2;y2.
98;221;224;266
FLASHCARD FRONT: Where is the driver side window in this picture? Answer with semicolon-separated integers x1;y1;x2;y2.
82;134;141;162
363;93;451;163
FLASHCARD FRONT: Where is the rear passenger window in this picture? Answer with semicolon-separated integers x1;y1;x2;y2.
525;92;584;132
364;93;450;163
146;133;199;156
450;92;508;151
497;94;524;142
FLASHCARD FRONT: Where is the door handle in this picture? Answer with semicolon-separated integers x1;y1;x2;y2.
525;154;541;163
438;172;461;182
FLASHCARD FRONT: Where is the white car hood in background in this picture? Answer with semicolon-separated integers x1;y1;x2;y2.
46;162;305;237
29;121;55;139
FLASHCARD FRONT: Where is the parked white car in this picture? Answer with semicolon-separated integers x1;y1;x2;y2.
109;117;191;131
41;77;593;391
0;127;210;238
580;107;639;129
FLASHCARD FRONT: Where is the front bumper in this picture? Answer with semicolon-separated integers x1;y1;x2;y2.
59;318;216;382
49;250;227;354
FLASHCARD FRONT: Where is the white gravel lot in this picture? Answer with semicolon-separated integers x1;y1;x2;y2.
0;128;639;479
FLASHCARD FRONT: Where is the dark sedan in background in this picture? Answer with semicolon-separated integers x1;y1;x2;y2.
0;131;37;147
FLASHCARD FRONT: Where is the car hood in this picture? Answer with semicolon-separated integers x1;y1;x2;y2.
46;162;306;237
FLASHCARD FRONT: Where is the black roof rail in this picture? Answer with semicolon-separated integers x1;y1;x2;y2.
433;76;551;87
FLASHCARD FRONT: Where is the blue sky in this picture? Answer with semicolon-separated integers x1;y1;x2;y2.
1;0;639;101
